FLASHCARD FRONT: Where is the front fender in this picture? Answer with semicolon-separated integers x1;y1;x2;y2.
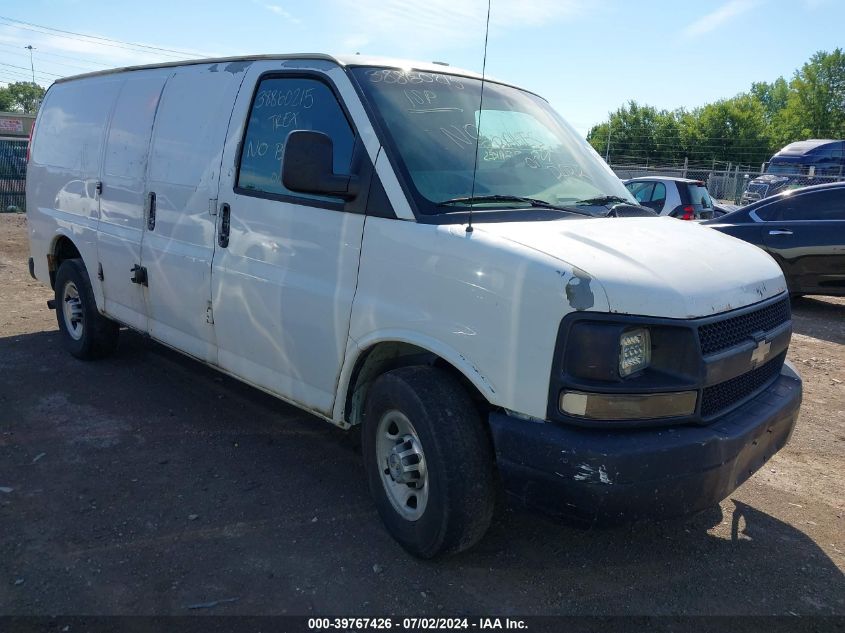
333;329;499;424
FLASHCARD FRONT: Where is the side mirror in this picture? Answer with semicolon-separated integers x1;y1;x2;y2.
281;130;359;200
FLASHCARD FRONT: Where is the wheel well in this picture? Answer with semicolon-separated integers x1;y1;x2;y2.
48;236;82;289
344;342;490;427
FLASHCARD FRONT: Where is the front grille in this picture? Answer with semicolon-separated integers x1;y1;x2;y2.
700;352;786;418
698;297;790;356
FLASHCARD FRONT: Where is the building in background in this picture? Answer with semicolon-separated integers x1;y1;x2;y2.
0;111;35;212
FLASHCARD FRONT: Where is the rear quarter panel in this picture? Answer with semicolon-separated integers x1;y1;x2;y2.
27;76;122;303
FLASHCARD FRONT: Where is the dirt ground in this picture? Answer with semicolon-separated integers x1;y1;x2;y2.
0;213;842;616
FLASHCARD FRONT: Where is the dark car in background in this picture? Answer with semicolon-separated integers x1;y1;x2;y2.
704;182;845;297
623;177;716;220
741;139;845;204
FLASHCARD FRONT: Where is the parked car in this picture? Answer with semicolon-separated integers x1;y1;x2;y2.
623;177;716;220
27;54;802;558
705;182;845;297
712;202;739;218
741;139;845;204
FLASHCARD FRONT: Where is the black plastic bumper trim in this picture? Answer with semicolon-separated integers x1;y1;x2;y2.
491;362;802;524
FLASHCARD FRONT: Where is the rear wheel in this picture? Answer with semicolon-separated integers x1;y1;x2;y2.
362;366;495;558
54;258;119;360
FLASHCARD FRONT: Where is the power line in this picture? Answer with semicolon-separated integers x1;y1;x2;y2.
0;61;62;78
0;65;31;76
0;42;104;71
608;148;775;157
32;49;110;67
0;42;110;67
0;73;44;85
0;19;186;59
0;15;208;59
5;52;91;73
587;131;845;141
0;66;47;81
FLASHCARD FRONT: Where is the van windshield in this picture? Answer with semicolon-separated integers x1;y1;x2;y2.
350;67;636;215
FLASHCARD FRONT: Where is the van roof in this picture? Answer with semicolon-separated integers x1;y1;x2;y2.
53;53;490;85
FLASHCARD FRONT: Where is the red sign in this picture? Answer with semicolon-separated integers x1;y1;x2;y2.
0;118;24;133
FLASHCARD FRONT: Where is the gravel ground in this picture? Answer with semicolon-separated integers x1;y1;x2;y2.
0;213;842;616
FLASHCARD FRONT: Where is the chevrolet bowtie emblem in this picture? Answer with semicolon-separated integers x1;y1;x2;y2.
750;339;771;367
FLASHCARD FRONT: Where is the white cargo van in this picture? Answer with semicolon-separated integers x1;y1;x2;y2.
27;55;801;557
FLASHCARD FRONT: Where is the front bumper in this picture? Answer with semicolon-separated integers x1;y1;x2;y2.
489;361;801;524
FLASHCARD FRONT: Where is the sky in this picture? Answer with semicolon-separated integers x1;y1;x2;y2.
1;0;843;135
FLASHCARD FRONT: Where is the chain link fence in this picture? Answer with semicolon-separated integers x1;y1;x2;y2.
610;160;845;205
0;138;27;212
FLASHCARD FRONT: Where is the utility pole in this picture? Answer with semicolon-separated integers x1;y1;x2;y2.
25;45;35;83
604;124;612;164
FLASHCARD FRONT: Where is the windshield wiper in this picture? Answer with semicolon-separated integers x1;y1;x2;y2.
438;194;552;207
436;195;594;216
575;195;631;206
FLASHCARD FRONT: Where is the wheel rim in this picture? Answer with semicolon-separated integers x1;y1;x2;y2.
376;410;429;521
62;281;84;341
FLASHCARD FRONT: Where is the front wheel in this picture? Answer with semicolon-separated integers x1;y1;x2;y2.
362;366;496;558
54;258;119;360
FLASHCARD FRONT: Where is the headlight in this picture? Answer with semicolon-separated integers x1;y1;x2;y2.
553;317;700;423
619;328;651;377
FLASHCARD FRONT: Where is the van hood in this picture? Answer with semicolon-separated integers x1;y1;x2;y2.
478;216;786;319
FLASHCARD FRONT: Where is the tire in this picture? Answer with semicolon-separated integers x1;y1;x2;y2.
54;258;119;360
362;365;495;558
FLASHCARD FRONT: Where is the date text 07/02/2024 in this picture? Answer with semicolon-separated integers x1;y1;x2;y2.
307;617;528;630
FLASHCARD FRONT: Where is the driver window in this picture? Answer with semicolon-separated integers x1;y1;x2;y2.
237;77;355;201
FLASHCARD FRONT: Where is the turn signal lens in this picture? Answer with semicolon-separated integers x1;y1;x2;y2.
619;328;651;377
560;390;697;420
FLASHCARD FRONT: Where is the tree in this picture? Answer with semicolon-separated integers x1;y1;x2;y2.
685;95;771;167
587;101;683;165
777;49;845;141
0;82;45;113
750;77;790;123
586;49;845;167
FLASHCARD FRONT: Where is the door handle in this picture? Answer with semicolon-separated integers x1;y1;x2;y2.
130;264;148;286
768;229;793;236
218;203;231;248
146;191;157;231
